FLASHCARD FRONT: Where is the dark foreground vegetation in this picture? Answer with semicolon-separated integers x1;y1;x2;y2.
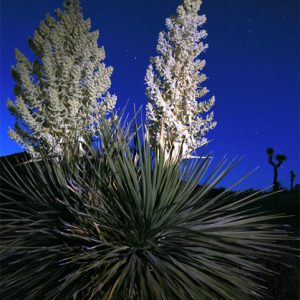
207;186;300;299
253;190;299;300
0;154;300;300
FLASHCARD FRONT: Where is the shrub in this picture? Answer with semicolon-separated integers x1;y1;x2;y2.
0;123;296;299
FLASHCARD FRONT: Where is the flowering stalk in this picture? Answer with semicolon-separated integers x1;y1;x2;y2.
146;0;216;158
7;0;116;158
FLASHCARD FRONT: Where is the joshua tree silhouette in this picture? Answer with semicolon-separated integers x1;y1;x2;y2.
267;147;287;191
290;170;296;191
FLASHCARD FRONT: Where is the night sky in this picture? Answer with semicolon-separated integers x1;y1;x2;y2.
0;0;299;190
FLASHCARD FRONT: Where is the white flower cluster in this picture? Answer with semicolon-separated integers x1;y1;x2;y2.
7;0;116;158
146;0;216;158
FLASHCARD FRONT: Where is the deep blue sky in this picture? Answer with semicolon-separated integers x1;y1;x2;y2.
0;0;299;190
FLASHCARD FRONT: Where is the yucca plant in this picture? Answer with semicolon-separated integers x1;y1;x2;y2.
0;121;297;300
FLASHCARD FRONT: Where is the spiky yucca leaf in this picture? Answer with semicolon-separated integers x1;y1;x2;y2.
0;124;296;300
